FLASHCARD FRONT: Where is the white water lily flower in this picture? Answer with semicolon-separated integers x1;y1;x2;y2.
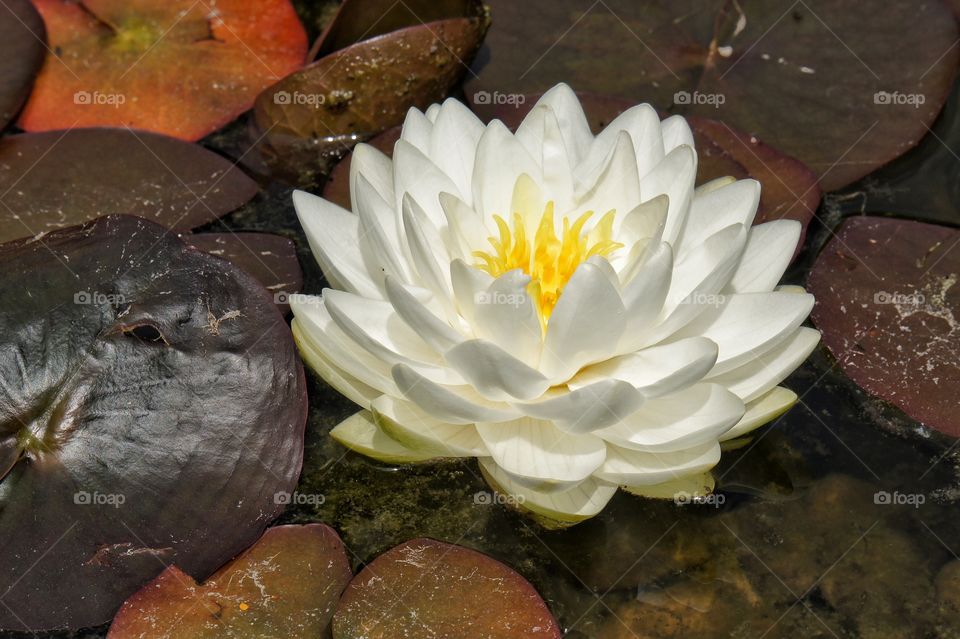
290;83;819;524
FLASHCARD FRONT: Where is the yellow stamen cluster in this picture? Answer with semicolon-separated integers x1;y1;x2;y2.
474;202;622;326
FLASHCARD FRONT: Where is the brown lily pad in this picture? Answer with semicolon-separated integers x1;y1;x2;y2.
108;524;351;638
332;538;561;639
0;0;45;129
0;215;307;630
465;0;959;190
18;0;308;141
185;233;304;313
0;128;258;245
807;216;960;437
253;8;488;174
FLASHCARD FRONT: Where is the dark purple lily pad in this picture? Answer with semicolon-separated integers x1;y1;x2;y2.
0;215;307;631
466;0;959;191
108;524;351;638
332;538;561;639
184;233;304;313
808;216;960;437
0;0;45;130
0;128;258;246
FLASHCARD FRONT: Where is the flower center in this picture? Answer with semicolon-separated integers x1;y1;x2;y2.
473;202;622;326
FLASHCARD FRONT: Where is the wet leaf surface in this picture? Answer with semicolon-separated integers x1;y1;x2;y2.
0;215;307;631
807;216;960;437
18;0;308;141
0;129;258;245
466;0;959;190
253;12;488;179
184;233;304;313
107;524;350;638
332;538;562;639
0;0;45;130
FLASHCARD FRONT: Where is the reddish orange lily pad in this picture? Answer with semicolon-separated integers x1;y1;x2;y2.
108;524;352;638
0;128;257;245
332;538;561;639
19;0;308;141
808;216;960;437
0;0;45;129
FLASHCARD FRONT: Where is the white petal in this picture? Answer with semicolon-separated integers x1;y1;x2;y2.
570;337;718;397
594;383;745;452
450;258;493;327
393;140;460;229
660;114;695;154
474;269;543;367
439;192;489;259
425;103;441;122
677;179;760;258
579;103;663;190
292;190;381;298
476;417;606;482
472;120;542;223
480;457;618;523
355;174;410;284
444;339;551;401
429;98;484;200
402;194;454;305
721;386;797;441
672;291;815;375
293;320;380;409
520;83;593;166
726;220;801;293
330;410;438;463
384;276;463;353
350;143;395;208
639;145;696;245
400;107;433;153
708;327;820;402
393;363;519;424
371;395;488;456
615;194;668;250
515;105;575;212
618;242;673;352
513;379;645;434
541;262;626;381
596;441;720;486
574;131;642;222
622;472;715;499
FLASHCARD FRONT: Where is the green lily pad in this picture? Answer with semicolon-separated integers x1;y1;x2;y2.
108;524;351;638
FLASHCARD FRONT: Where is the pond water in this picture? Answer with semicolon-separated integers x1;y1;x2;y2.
4;2;960;637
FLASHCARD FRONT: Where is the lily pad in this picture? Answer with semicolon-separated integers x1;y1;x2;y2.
332;538;561;639
184;233;304;312
253;8;488;174
0;0;45;129
807;216;960;437
0;128;258;245
18;0;308;141
466;0;959;190
0;215;307;631
108;524;351;638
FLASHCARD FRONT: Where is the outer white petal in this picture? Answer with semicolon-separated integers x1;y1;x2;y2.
429;98;484;200
400;107;433;153
293;319;381;409
708;327;820;402
292;190;381;298
330;410;438;463
519;83;593;166
660;114;695;154
473;269;543;368
639;145;696;244
383;276;463;353
513;379;645;434
594;383;745;452
393;363;519;424
726;220;802;293
444;339;551;401
672;291;815;375
595;441;721;486
355;174;410;284
401;194;455;305
677;179;760;258
541;262;626;381
721;386;797;441
476;417;606;483
472;120;542;223
570;337;718;397
479;457;618;524
350;143;395;209
371;395;488;456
